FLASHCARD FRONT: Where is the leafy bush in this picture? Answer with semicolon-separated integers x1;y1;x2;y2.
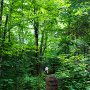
56;54;90;90
23;75;45;90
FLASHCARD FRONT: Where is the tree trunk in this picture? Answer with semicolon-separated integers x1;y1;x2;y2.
0;0;4;26
0;0;4;78
34;19;39;74
42;31;48;55
39;30;44;73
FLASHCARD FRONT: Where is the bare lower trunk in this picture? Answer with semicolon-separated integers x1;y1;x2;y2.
34;19;39;74
0;0;4;26
39;31;44;73
0;0;4;77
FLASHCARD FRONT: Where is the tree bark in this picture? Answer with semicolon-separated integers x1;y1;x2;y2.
0;0;4;26
0;0;4;77
34;19;39;74
42;31;48;55
39;30;44;73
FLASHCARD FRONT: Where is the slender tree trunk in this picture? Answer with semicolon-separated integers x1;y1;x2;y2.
0;0;4;26
42;31;48;55
0;0;4;77
34;19;39;74
0;0;4;42
40;31;44;56
0;0;4;45
33;2;40;74
39;30;44;73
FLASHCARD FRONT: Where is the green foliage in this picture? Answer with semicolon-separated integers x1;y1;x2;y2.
56;54;90;90
23;75;45;90
0;0;90;89
0;79;14;90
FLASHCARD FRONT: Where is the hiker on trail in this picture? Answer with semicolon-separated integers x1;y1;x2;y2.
45;67;49;74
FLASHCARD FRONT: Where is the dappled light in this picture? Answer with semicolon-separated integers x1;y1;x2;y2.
0;0;90;90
